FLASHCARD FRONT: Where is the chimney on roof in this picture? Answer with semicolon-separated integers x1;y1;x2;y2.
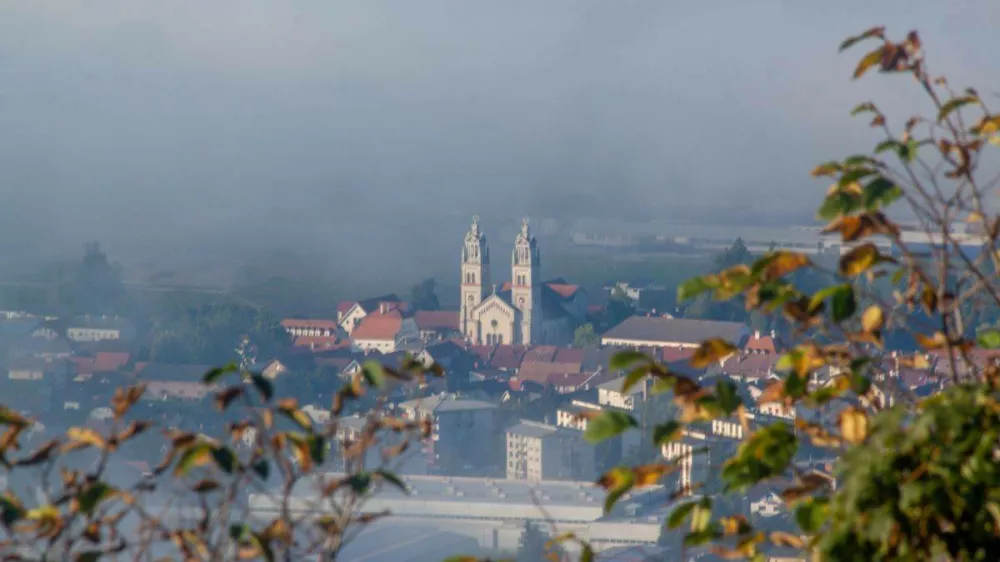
754;329;761;340
379;302;388;314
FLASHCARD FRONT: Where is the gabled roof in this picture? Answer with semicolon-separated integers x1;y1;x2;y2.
398;392;496;413
506;419;560;438
68;316;135;332
351;311;404;341
72;352;131;375
336;301;357;314
602;316;747;346
414;310;460;331
743;331;782;354
545;283;581;299
517;361;582;384
489;345;528;370
292;336;348;351
356;294;404;314
553;347;585;364
522;345;558;363
547;372;594;389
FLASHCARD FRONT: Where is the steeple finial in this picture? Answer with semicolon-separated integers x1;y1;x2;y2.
471;215;480;234
521;216;530;236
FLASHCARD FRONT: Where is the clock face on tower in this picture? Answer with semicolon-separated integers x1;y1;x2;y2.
517;297;525;307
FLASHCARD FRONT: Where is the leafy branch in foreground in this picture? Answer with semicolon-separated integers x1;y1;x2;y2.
0;357;440;561
583;26;1000;561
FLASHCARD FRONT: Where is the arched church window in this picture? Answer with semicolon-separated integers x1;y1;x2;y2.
472;273;476;284
468;295;474;303
518;297;525;307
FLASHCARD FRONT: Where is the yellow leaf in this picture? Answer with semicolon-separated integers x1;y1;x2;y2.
633;464;670;487
690;339;738;369
758;251;812;282
64;427;108;452
770;531;805;549
597;467;633;491
838;243;883;276
914;331;947;350
853;46;886;80
861;305;884;333
839;407;869;444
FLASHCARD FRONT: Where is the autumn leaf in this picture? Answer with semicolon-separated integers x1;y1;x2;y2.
690;339;738;369
839;26;885;52
914;331;948;350
634;464;670;487
938;95;979;122
861;305;885;333
839;407;869;444
853;46;886;79
64;427;108;452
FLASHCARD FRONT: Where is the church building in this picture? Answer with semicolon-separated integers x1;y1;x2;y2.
460;216;587;346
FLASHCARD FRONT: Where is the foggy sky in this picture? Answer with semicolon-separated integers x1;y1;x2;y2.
1;1;998;284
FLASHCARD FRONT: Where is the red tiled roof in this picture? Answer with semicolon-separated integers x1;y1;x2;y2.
720;354;778;378
744;332;781;354
553;347;585;364
522;345;558;364
94;352;129;372
489;345;528;370
337;301;357;314
546;283;580;299
517;361;583;384
547;372;593;389
414;310;460;331
468;344;495;364
281;318;338;330
351;313;403;341
658;347;695;363
293;336;348;350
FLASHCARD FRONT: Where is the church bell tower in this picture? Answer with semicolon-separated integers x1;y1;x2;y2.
511;217;541;344
460;215;490;340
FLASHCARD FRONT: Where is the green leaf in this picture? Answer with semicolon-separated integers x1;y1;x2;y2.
251;531;275;562
794;496;829;534
621;365;649;394
375;469;408;492
691;497;713;532
861;177;901;210
830;285;857;322
348;472;373;494
229;523;249;540
851;373;872;395
603;470;635;514
203;363;238;384
938;95;978;122
174;443;213;476
677;276;716;302
978;329;1000;349
850;102;877;116
579;544;595;562
211;446;237;474
584;411;638;444
75;553;102;562
362;361;386;388
783;372;809;400
250;374;273;402
716;380;742;415
610;350;650;371
251;459;270;480
667;501;697;529
817;191;860;221
77;482;115;516
308;435;326;464
0;495;24;526
653;421;683;446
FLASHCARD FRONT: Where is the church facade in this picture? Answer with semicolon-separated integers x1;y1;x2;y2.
460;216;587;346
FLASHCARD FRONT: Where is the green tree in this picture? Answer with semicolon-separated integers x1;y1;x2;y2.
582;27;1000;562
409;277;441;311
573;323;600;348
605;286;636;328
60;242;126;316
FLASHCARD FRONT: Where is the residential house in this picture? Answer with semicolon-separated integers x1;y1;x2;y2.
350;304;419;354
398;392;497;471
67;316;136;343
280;318;338;338
338;295;405;336
135;363;215;401
70;351;131;378
413;310;461;343
8;356;70;381
601;316;748;350
661;429;737;497
9;336;73;360
596;376;649;412
505;420;596;482
744;330;782;354
556;399;630;470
